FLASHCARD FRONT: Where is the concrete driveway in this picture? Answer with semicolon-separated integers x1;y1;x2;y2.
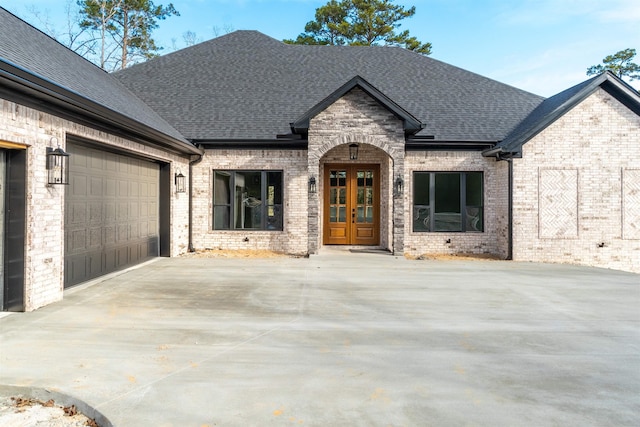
1;250;639;426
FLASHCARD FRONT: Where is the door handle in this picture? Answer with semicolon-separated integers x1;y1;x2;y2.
352;209;355;223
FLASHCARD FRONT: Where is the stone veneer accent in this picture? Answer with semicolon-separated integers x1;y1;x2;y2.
512;88;640;273
307;88;406;254
1;98;191;311
191;149;308;255
403;151;510;258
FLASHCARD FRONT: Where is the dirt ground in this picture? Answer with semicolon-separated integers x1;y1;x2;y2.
406;253;503;261
0;396;98;427
182;248;291;258
183;248;502;261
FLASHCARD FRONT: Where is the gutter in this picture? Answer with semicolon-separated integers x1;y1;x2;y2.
481;146;504;158
193;139;308;150
407;139;498;151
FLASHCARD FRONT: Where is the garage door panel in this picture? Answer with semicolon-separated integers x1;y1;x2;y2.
130;201;139;219
148;220;158;236
105;202;115;222
89;202;102;225
117;202;128;221
65;143;160;288
71;146;89;168
88;252;102;277
140;202;149;218
90;151;103;169
117;224;128;242
104;248;116;271
104;226;116;244
69;202;86;226
118;180;127;197
105;178;116;197
116;246;129;267
89;227;101;249
90;176;102;197
66;255;87;284
71;174;87;196
147;201;158;217
138;220;149;237
130;222;140;239
68;229;86;253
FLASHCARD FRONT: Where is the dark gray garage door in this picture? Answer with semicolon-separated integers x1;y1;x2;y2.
65;143;160;288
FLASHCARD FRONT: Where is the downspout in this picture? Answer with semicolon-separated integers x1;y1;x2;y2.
505;155;514;260
188;146;204;252
494;152;514;260
485;147;514;260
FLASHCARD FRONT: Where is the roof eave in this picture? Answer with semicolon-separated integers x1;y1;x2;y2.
0;58;202;156
497;71;640;153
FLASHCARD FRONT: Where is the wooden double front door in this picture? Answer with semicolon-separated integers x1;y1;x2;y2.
323;164;380;245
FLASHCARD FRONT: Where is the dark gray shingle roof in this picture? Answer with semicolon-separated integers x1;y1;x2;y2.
492;71;640;154
0;7;193;149
115;30;545;142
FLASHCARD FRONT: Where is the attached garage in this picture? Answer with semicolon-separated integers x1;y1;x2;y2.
64;141;161;288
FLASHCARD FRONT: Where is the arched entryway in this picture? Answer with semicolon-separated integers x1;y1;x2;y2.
308;139;403;254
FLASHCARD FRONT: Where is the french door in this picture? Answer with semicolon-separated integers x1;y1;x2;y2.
323;164;379;245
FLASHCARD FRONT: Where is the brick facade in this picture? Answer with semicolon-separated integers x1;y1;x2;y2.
404;151;509;258
3;80;637;312
308;88;406;254
1;98;191;311
191;149;309;255
512;88;640;273
195;88;512;260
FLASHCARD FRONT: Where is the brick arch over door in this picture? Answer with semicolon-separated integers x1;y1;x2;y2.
310;133;403;164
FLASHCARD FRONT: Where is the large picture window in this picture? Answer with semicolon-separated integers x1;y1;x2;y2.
213;170;283;230
413;172;483;232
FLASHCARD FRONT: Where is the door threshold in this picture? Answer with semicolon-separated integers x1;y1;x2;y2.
321;245;390;254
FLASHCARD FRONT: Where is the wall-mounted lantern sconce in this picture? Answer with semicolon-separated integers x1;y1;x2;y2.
46;145;70;185
309;176;317;194
349;143;359;160
175;170;186;193
394;175;404;196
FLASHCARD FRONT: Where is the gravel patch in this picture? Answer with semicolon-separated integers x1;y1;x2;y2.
0;395;99;427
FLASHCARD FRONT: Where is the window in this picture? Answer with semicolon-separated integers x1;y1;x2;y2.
213;170;283;230
413;172;483;232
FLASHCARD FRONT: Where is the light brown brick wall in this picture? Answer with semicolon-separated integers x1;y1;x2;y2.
404;151;509;258
308;88;405;253
191;149;309;255
1;98;191;310
513;88;640;273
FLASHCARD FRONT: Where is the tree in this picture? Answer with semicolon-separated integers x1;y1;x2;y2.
26;0;97;60
78;0;179;70
77;0;122;69
587;48;640;81
284;0;431;55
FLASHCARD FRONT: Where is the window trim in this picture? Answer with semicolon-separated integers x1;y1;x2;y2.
412;171;484;233
213;170;284;231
